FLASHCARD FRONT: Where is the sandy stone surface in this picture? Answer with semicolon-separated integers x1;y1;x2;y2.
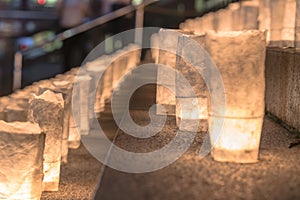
95;114;300;200
266;47;300;132
40;105;300;200
40;145;103;200
39;57;300;200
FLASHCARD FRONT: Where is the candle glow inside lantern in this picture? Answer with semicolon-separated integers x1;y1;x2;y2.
207;30;266;163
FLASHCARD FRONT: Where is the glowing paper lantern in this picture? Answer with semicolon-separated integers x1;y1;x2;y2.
28;90;64;191
207;30;266;163
156;29;190;116
176;34;208;132
0;121;45;199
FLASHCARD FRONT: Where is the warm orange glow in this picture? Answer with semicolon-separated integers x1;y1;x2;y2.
176;97;207;120
206;30;266;163
210;116;262;150
42;161;61;191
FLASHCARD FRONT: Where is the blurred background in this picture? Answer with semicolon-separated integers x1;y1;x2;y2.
0;0;238;96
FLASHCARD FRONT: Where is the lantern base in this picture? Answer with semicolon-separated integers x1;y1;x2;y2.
68;140;81;149
42;161;61;191
211;148;259;163
176;117;208;133
156;104;175;116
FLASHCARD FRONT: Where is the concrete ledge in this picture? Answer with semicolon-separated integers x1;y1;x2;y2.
265;47;300;132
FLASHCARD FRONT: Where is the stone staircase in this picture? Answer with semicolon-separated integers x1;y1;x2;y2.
0;0;300;199
0;44;141;199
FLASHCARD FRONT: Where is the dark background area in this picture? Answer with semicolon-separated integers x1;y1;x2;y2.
0;0;238;96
